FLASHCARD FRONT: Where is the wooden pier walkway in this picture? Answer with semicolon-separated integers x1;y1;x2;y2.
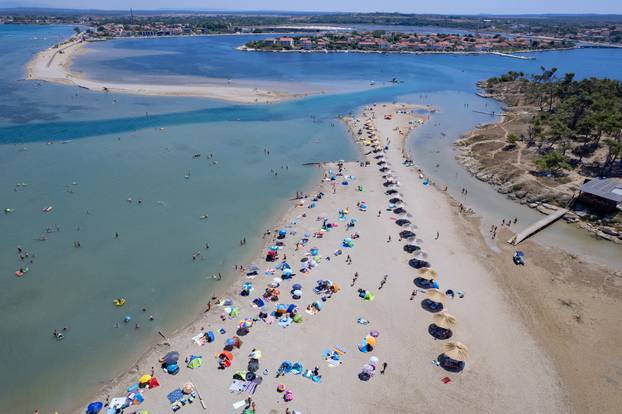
508;208;568;245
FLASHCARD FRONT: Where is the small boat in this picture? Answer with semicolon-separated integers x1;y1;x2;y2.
113;298;126;307
42;206;53;213
4;208;14;214
199;214;209;220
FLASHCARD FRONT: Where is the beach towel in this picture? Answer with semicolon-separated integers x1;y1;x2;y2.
333;345;346;355
441;377;451;384
232;400;247;409
245;381;258;395
167;388;184;403
228;380;248;393
278;316;293;328
291;362;303;375
327;359;340;367
148;377;160;388
109;397;127;410
192;333;207;346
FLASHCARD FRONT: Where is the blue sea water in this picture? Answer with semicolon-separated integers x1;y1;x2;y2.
1;26;622;413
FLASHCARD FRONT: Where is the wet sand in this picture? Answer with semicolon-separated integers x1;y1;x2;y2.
26;37;300;104
65;103;606;414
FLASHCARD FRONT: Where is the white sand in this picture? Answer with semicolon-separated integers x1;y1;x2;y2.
71;102;566;414
26;38;300;104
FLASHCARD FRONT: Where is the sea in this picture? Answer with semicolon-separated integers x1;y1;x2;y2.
1;25;621;413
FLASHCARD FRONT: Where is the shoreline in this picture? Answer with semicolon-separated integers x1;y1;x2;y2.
25;36;304;104
65;102;622;414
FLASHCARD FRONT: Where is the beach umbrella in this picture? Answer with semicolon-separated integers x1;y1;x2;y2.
225;336;241;347
418;268;439;279
139;374;152;384
432;312;457;329
292;289;302;297
361;364;375;374
443;341;469;361
86;402;103;414
187;356;203;369
292;283;302;290
369;330;380;338
247;263;260;272
219;351;234;361
426;289;446;303
162;351;180;365
182;382;194;394
365;336;377;346
239;319;253;329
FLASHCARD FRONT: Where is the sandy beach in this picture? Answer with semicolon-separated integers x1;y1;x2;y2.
61;101;622;414
26;37;300;104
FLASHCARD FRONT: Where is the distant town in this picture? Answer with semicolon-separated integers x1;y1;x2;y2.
242;31;575;54
0;10;621;47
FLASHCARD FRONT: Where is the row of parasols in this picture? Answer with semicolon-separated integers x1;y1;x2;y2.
361;115;470;373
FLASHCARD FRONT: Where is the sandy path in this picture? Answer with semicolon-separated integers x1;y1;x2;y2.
68;103;568;414
26;37;300;104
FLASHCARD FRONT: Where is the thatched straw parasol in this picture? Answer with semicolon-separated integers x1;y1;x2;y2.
418;268;439;279
443;341;469;361
426;288;446;303
432;312;457;329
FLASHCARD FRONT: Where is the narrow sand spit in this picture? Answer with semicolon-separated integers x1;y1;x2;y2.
71;103;570;414
26;38;300;104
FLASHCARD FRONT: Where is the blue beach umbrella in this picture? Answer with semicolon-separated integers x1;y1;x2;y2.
86;402;103;414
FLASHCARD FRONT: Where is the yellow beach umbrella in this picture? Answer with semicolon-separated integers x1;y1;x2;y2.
139;374;151;384
365;336;377;347
443;341;469;361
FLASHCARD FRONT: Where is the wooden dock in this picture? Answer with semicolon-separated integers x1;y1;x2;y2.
508;208;568;245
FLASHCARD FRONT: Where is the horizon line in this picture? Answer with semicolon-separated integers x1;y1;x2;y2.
1;7;622;17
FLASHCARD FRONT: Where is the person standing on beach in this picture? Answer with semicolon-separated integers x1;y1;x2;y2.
381;362;388;374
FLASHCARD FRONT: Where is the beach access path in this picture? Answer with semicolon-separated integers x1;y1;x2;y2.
73;103;566;414
26;38;299;104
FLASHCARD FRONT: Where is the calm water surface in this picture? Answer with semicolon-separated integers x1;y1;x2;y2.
1;26;621;413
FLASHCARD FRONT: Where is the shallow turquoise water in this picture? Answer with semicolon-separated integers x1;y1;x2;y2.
1;26;622;413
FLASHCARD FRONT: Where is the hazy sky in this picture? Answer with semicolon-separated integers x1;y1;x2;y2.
11;0;622;14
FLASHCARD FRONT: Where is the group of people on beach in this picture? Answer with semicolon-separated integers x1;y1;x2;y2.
490;217;518;239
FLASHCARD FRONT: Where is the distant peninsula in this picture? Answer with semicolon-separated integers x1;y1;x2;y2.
240;31;576;55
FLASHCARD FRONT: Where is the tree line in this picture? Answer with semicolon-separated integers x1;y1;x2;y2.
487;68;622;177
